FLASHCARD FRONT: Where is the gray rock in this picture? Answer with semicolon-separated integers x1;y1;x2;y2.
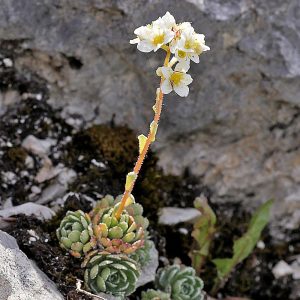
0;230;63;300
272;260;294;279
37;183;67;205
37;168;77;205
158;207;201;225
22;135;56;158
136;241;159;287
0;0;300;235
0;203;55;220
0;230;19;249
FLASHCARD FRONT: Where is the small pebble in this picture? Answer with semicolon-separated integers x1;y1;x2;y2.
178;227;188;235
272;260;293;279
257;240;265;249
3;58;13;67
91;159;106;168
31;186;41;194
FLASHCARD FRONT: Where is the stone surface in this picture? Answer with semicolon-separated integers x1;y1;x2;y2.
0;0;300;233
0;203;55;220
158;207;201;225
136;241;159;287
0;230;63;300
22;135;56;158
272;260;294;279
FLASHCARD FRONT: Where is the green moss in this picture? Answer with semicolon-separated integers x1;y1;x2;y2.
6;146;27;168
67;124;138;175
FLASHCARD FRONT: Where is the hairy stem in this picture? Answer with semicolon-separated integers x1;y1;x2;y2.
115;49;171;219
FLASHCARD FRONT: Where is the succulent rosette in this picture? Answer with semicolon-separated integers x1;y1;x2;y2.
155;265;204;300
83;251;140;296
56;210;95;258
91;195;148;254
141;289;171;300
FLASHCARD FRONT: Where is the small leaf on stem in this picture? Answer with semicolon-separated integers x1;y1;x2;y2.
138;134;147;154
125;172;137;191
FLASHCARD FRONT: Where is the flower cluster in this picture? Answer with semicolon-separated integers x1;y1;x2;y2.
130;12;210;97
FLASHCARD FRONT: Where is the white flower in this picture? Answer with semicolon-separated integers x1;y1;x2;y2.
159;62;193;97
130;23;175;52
130;12;176;53
175;22;194;33
153;11;176;30
172;28;210;63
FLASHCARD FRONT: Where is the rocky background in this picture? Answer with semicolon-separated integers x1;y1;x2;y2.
0;0;299;236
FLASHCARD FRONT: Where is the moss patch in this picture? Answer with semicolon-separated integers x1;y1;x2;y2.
6;147;27;168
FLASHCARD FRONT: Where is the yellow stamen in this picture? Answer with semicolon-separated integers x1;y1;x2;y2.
177;50;186;59
184;39;193;49
193;40;203;55
153;34;165;46
170;72;184;86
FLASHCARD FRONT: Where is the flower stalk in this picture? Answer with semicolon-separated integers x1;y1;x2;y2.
115;49;171;219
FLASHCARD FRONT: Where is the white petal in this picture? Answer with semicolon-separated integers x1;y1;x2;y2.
195;33;205;43
134;26;148;37
153;17;164;28
175;60;190;72
137;41;154;52
161;80;173;94
160;66;173;79
154;44;163;52
130;38;140;44
164;30;175;44
156;67;163;77
190;54;200;63
174;85;189;97
181;73;193;85
161;12;176;28
202;45;210;51
178;22;193;31
182;26;194;37
170;39;179;53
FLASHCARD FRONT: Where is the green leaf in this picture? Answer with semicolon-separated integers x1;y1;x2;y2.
211;199;273;294
232;199;273;263
190;195;217;274
150;121;158;141
138;134;147;154
125;172;137;191
212;258;234;278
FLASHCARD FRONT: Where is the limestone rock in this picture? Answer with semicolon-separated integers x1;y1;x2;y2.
0;0;300;234
0;203;55;220
0;230;63;300
158;207;201;225
136;241;159;287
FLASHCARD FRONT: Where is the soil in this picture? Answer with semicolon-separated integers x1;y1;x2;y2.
0;99;299;300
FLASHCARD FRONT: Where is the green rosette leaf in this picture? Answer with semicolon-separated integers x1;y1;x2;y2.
83;251;140;297
155;265;204;300
141;289;171;300
56;210;95;258
91;195;148;254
